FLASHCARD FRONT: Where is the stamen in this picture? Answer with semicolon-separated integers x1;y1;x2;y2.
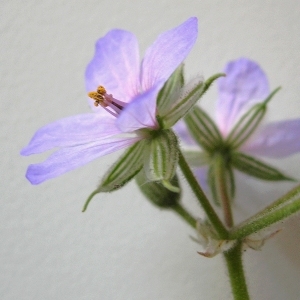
88;85;108;107
88;85;126;117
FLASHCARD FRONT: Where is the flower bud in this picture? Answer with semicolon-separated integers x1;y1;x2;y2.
136;171;181;208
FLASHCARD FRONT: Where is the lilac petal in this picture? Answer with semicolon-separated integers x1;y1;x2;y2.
25;137;140;185
141;17;198;91
241;119;300;158
216;58;270;135
116;82;163;132
173;120;197;146
194;166;209;191
85;30;140;105
21;114;122;155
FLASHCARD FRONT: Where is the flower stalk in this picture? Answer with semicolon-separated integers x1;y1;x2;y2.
178;150;228;239
213;153;234;227
171;203;197;229
224;243;250;300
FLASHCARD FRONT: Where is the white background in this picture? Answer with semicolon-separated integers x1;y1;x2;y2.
2;1;300;299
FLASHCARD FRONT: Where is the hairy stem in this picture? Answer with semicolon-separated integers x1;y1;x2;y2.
224;243;250;300
178;150;228;239
214;154;234;227
171;203;197;228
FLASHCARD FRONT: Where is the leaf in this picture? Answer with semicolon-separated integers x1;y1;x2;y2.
231;152;293;181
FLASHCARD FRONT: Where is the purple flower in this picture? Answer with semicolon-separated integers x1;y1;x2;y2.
178;58;300;183
21;18;198;184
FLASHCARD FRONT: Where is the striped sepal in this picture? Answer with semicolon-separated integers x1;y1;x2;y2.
231;152;293;181
144;130;179;186
157;64;184;116
185;106;223;151
162;73;225;128
100;140;146;192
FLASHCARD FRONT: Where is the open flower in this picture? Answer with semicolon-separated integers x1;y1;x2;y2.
21;18;198;184
177;58;300;194
217;58;300;158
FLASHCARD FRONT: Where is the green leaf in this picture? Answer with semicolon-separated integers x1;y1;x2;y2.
230;183;300;239
136;171;181;208
231;152;293;181
226;87;281;149
184;106;223;152
157;64;184;116
144;129;179;191
82;141;145;212
162;73;225;128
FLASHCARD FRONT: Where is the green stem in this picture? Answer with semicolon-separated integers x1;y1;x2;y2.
229;183;300;239
224;243;250;300
178;150;228;239
214;154;234;228
171;203;197;228
229;193;300;239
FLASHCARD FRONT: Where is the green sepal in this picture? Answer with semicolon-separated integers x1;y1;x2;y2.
208;163;219;205
162;73;225;128
208;154;235;205
183;150;210;167
184;106;223;152
226;87;281;149
157;64;184;116
136;171;181;208
231;152;293;181
82;141;145;212
99;140;146;191
144;130;179;189
230;183;300;239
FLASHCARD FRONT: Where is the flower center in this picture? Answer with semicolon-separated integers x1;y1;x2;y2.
88;86;126;117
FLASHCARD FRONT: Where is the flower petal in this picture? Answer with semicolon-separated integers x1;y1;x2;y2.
21;114;122;155
241;119;300;158
116;82;163;132
191;167;209;191
141;17;198;91
85;30;140;106
173;120;197;146
216;58;270;135
25;137;140;184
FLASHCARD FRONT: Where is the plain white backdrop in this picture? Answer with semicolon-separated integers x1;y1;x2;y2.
1;1;300;299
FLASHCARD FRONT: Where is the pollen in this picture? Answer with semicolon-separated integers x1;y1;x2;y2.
88;85;108;107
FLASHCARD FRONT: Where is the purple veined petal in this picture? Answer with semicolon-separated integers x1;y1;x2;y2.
141;17;198;91
173;120;197;146
25;136;141;185
116;82;163;132
21;114;121;156
85;30;140;106
241;119;300;158
194;166;209;191
216;58;270;136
